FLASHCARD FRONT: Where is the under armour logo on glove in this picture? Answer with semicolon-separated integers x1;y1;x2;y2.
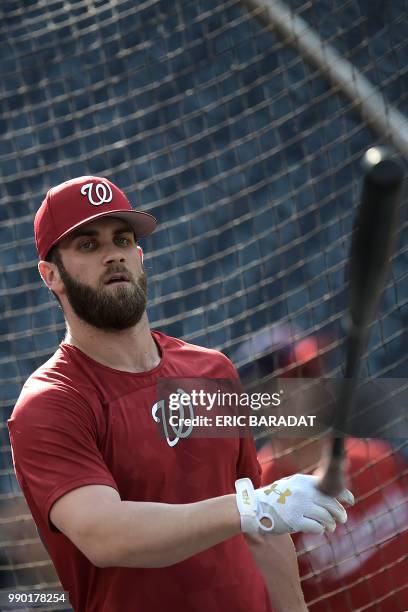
80;181;113;206
263;483;292;504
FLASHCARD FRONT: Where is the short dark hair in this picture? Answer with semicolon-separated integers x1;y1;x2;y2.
45;244;61;264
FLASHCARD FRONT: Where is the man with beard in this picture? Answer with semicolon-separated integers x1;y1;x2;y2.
8;176;353;612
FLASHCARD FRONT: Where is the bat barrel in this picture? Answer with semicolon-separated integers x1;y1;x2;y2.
349;152;404;329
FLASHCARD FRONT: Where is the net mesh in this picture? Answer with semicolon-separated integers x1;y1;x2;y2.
0;0;407;610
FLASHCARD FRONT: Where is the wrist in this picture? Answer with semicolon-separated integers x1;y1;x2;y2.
215;494;241;538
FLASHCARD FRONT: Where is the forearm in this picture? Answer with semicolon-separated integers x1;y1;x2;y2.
247;533;307;612
89;493;241;568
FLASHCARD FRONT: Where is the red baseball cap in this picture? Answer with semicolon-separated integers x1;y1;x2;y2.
34;176;157;260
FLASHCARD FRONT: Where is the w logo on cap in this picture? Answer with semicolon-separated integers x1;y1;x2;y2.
80;181;113;206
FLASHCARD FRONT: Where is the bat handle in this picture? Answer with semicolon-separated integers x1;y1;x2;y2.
318;331;366;496
317;440;346;496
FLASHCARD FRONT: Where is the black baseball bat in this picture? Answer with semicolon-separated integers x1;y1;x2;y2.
318;147;405;496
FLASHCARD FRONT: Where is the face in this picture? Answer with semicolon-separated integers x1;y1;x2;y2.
50;217;147;331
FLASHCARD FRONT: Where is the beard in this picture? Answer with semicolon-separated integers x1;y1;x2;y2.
56;257;148;331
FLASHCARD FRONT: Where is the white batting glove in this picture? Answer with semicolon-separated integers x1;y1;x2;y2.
235;473;354;535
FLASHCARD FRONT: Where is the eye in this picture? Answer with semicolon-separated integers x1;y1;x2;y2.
115;235;132;246
79;240;96;251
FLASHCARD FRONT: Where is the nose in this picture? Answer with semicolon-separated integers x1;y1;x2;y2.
102;245;126;265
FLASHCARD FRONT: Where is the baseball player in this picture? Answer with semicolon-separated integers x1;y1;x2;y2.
8;176;353;612
260;437;408;611
235;327;408;610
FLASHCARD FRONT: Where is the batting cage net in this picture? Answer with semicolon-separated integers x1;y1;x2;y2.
1;0;407;610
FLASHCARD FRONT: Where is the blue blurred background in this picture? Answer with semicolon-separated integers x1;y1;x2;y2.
1;0;407;482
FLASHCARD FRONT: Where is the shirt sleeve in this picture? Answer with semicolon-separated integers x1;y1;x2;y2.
8;381;118;532
236;436;262;488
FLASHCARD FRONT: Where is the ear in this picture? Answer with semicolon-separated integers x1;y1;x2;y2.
38;260;64;293
38;260;55;288
136;245;144;264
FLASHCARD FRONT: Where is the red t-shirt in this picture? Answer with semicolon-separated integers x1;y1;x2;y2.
8;331;271;612
260;438;408;611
